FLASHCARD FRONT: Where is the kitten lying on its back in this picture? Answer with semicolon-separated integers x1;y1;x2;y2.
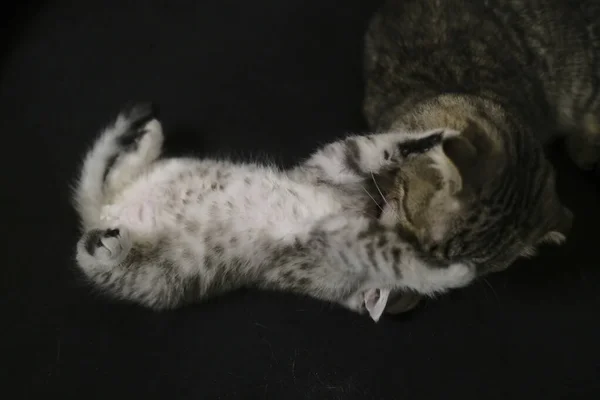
74;103;472;321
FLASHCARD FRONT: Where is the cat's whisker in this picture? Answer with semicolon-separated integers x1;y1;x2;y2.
361;184;384;213
483;277;500;305
370;172;400;220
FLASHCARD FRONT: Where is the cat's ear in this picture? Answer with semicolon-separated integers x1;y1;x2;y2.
442;120;501;194
442;134;477;173
364;288;390;322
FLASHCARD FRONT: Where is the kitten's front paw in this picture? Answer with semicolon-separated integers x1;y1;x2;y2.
81;227;131;265
444;263;475;289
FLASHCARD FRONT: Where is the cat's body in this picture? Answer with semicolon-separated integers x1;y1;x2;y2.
363;0;588;312
74;103;474;321
364;0;600;171
72;0;582;318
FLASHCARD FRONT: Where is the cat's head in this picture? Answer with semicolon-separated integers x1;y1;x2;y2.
379;120;572;276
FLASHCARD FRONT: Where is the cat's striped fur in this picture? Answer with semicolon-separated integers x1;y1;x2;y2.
363;0;584;312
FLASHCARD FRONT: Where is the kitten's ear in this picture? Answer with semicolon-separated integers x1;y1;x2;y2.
364;288;390;322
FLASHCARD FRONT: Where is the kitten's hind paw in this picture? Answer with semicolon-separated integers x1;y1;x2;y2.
103;102;164;192
117;102;161;148
79;227;132;266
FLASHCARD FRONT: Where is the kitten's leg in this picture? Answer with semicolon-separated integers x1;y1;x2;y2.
292;128;458;186
104;106;164;195
75;225;196;309
73;102;163;227
261;214;475;322
75;214;472;318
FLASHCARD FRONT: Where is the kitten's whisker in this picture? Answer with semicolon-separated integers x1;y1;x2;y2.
370;172;400;220
361;184;384;213
483;277;500;305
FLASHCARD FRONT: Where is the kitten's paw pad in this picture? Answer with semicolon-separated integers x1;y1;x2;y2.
123;102;159;130
117;102;161;148
83;227;131;263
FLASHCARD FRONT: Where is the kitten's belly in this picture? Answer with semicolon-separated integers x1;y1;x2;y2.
205;175;345;241
100;186;183;235
105;161;345;240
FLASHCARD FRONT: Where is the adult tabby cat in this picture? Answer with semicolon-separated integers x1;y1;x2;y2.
363;0;591;313
73;101;568;321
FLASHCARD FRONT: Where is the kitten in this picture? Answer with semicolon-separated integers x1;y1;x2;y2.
74;102;473;322
363;0;582;313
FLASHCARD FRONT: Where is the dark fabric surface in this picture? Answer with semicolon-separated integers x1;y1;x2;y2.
3;1;599;399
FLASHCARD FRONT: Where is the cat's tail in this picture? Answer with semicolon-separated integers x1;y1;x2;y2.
72;103;161;228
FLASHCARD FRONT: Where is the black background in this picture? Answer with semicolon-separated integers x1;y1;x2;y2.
2;1;599;399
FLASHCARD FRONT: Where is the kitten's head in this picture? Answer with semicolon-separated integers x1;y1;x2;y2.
380;120;572;276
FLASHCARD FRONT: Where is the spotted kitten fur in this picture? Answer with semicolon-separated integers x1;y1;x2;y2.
74;103;472;321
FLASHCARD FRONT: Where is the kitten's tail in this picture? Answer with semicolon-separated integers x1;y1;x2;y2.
72;103;158;227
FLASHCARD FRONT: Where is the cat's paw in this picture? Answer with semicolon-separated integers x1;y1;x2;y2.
80;227;131;265
444;262;476;289
123;102;159;129
415;262;475;294
117;102;163;153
